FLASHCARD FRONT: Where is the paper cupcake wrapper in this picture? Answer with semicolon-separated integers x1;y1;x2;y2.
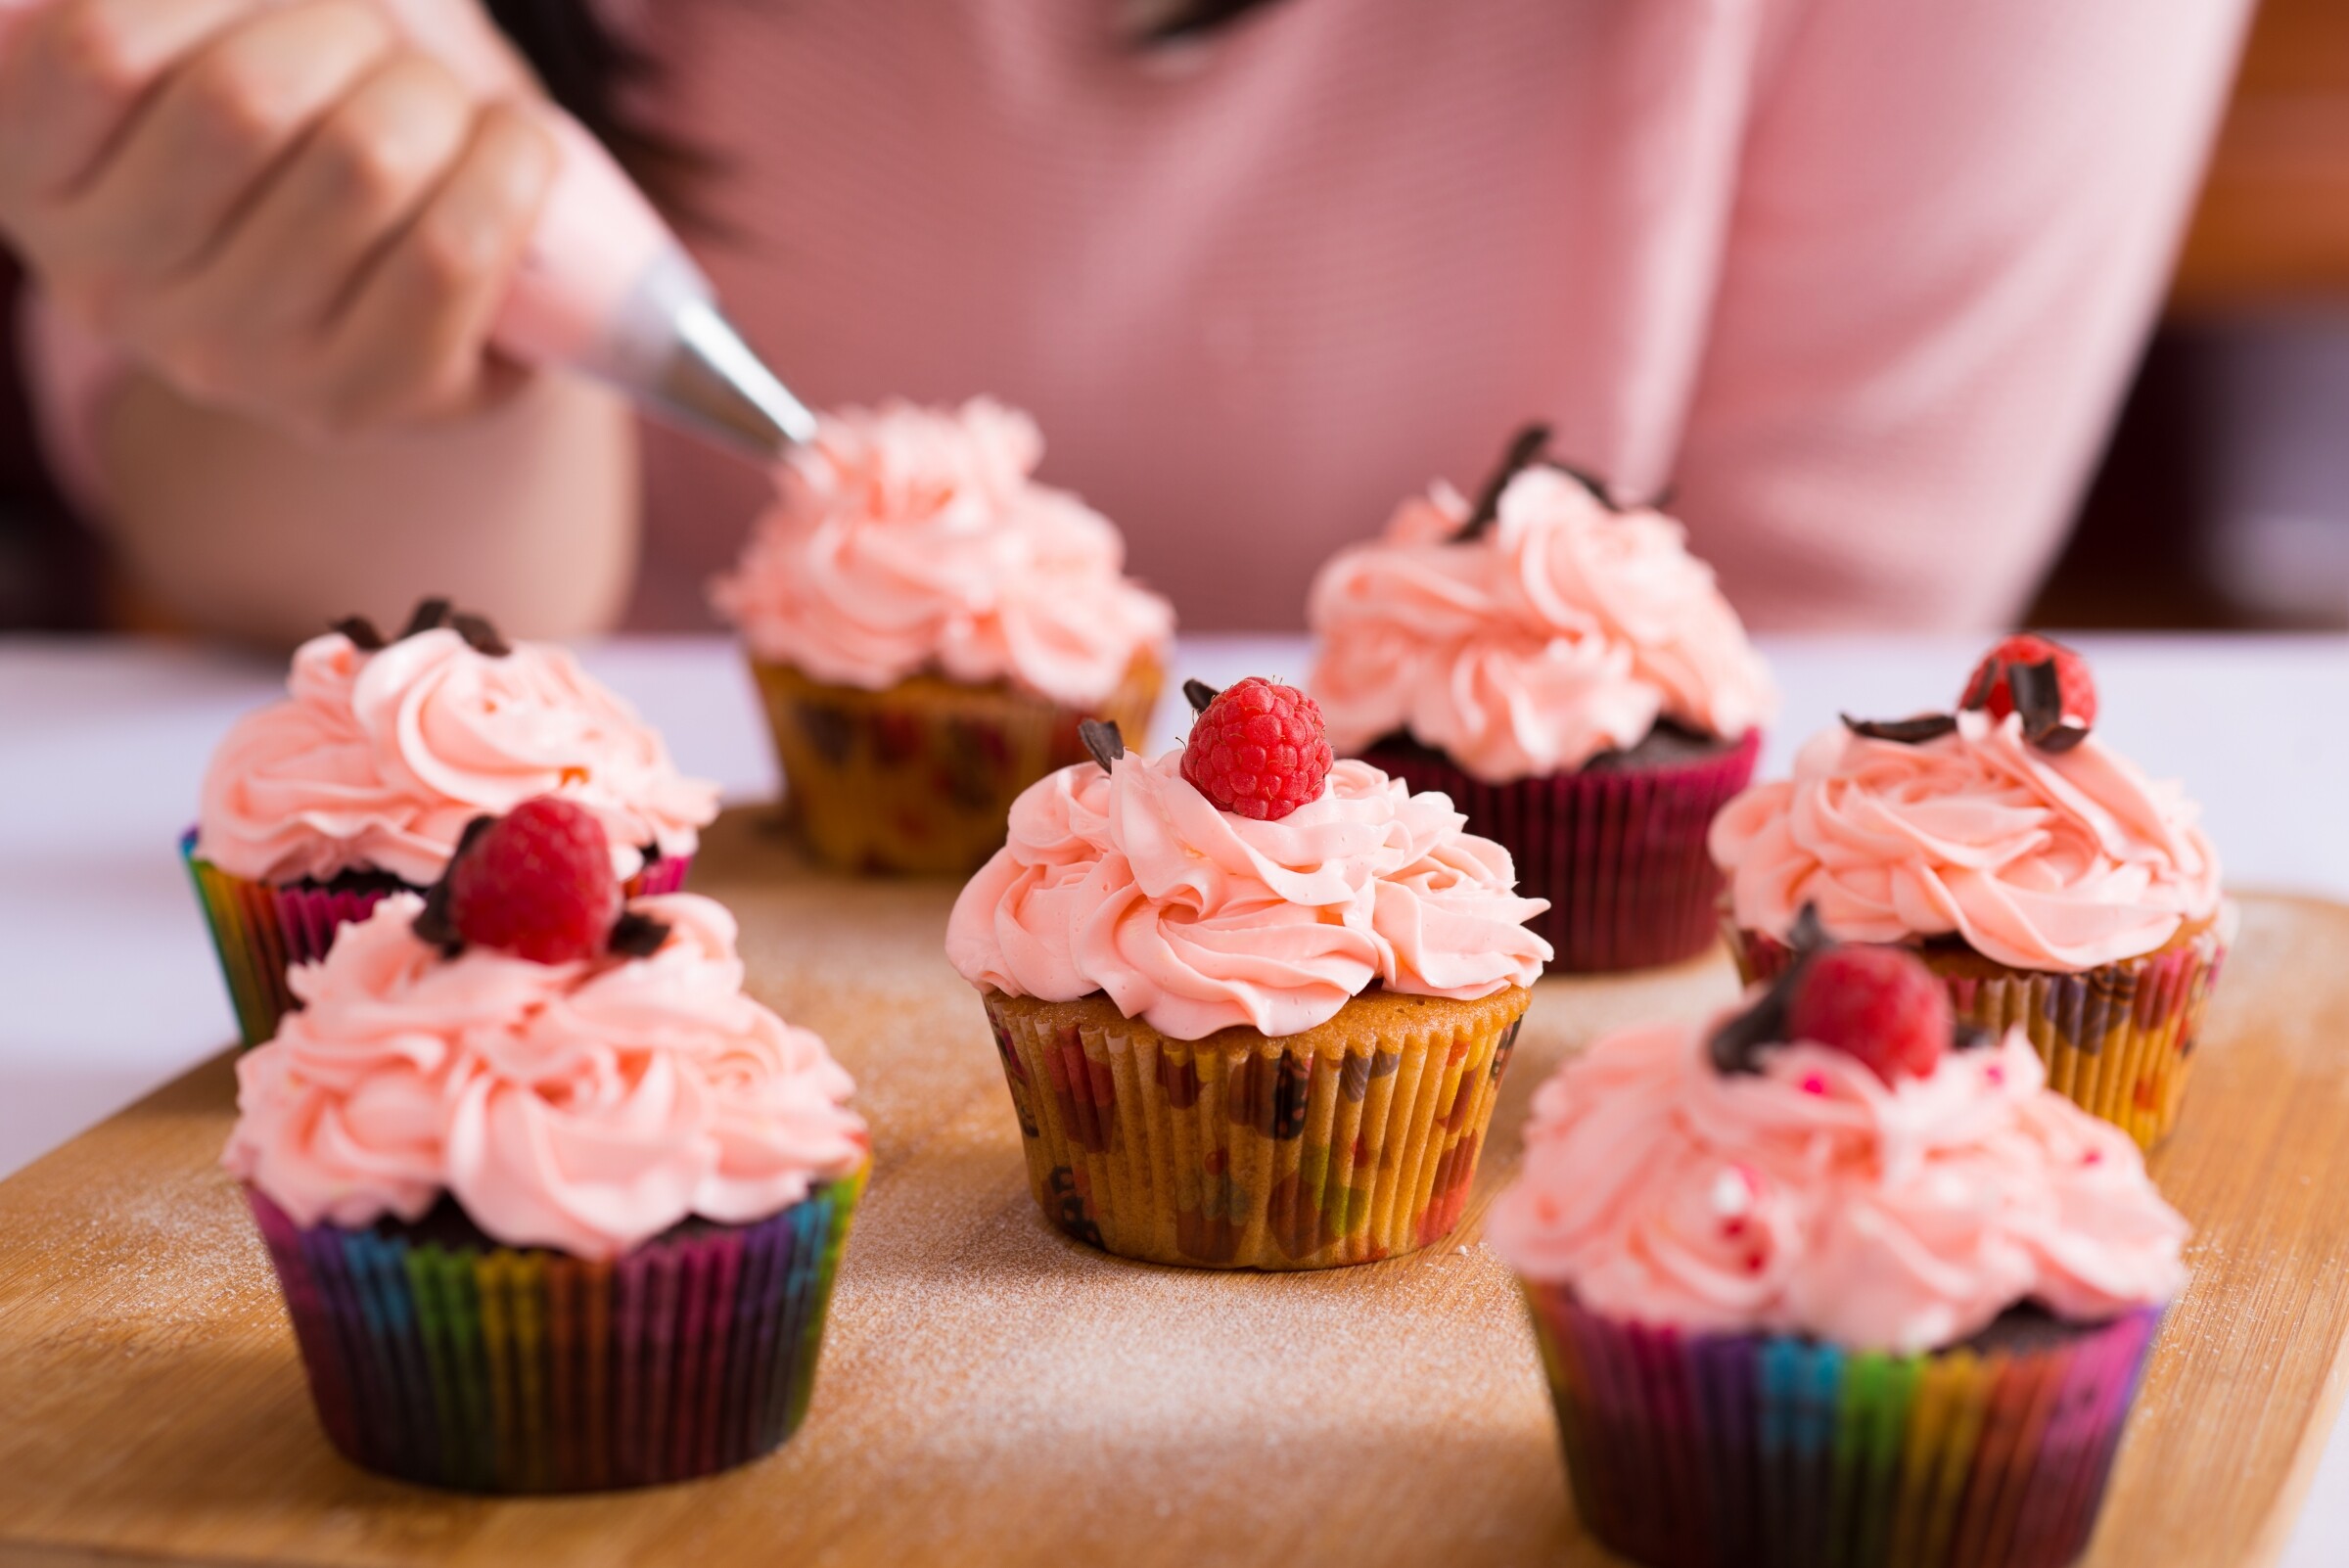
1523;1286;2163;1568
984;992;1527;1269
748;653;1164;877
183;830;693;1048
1362;732;1760;974
246;1170;862;1493
1727;912;2232;1150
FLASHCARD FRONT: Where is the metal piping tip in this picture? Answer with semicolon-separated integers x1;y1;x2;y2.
649;300;819;460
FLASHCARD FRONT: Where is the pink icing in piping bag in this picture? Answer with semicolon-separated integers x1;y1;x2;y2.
0;0;817;458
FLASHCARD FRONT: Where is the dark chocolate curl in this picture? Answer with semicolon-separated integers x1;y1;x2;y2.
1788;902;1829;954
450;612;511;657
1958;657;2000;713
608;910;671;958
410;811;494;954
1840;712;1959;746
1953;1021;1998;1053
1544;459;1627;513
1182;678;1221;715
2008;659;2063;739
2035;722;2092;754
332;615;388;651
1458;422;1553;540
1079;718;1125;773
1709;960;1807;1076
400;597;454;638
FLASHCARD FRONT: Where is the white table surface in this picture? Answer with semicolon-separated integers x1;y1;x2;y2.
3;629;2345;1562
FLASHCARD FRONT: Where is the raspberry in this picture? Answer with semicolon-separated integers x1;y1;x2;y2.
1180;677;1334;821
445;797;622;963
1785;945;1951;1084
1960;634;2097;728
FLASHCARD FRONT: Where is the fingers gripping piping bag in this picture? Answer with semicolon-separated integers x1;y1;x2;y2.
0;0;815;457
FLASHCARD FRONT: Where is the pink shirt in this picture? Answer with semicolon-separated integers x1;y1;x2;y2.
28;0;2254;632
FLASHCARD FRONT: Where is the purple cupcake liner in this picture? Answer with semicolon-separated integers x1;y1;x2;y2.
1362;731;1760;973
246;1170;862;1493
183;829;697;1047
1523;1284;2163;1568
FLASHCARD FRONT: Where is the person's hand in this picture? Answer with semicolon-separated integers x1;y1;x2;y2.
0;0;556;437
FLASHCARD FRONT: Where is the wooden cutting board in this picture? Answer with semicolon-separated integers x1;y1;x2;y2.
2;808;2345;1568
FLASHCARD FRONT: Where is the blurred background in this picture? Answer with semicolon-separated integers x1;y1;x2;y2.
2;0;2344;637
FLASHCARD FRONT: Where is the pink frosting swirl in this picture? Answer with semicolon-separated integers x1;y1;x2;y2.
709;398;1174;707
197;628;720;888
1487;1017;2188;1352
946;751;1551;1039
1307;468;1775;782
223;893;867;1260
1709;710;2222;972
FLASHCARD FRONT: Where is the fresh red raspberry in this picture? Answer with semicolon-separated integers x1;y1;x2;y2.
1960;633;2097;727
1785;945;1951;1084
446;797;622;963
1180;677;1334;821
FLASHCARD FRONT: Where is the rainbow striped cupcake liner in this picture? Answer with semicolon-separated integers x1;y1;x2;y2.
747;654;1163;877
985;992;1526;1270
1362;731;1760;973
1727;910;2232;1150
183;830;694;1048
246;1169;862;1493
1523;1286;2163;1568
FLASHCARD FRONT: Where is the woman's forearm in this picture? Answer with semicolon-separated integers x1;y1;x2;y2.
97;367;640;648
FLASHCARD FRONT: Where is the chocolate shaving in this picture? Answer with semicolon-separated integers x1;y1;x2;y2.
1841;712;1959;745
1953;1021;1998;1053
332;615;388;651
1457;422;1553;540
608;909;671;958
1710;957;1810;1076
1182;678;1221;715
1544;458;1627;514
400;597;454;638
1079;717;1125;773
450;612;511;657
408;813;494;955
2035;722;2092;754
1788;902;1829;954
2004;658;2092;751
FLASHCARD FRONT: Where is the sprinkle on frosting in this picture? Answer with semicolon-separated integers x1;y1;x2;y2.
708;397;1174;708
223;894;867;1260
1307;464;1775;783
945;752;1552;1040
1710;708;2221;972
196;624;720;889
1486;1013;2189;1352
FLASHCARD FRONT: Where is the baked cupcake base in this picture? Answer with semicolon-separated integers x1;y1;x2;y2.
750;653;1163;877
246;1168;863;1493
1362;728;1759;974
1523;1284;2162;1568
183;831;694;1048
982;986;1529;1270
1727;908;2234;1150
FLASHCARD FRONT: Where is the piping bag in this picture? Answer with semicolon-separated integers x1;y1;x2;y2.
0;0;817;459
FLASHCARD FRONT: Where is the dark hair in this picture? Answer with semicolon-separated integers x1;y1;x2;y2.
484;0;1285;218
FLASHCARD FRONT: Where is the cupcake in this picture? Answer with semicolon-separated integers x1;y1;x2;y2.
189;600;719;1047
1308;423;1774;973
945;677;1551;1269
711;397;1173;875
225;798;868;1492
1709;636;2231;1148
1488;934;2188;1568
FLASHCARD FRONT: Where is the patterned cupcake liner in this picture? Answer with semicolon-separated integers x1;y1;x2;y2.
1523;1285;2164;1568
245;1168;862;1493
1727;909;2233;1150
747;653;1164;877
183;830;693;1048
1362;732;1760;974
983;991;1528;1270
